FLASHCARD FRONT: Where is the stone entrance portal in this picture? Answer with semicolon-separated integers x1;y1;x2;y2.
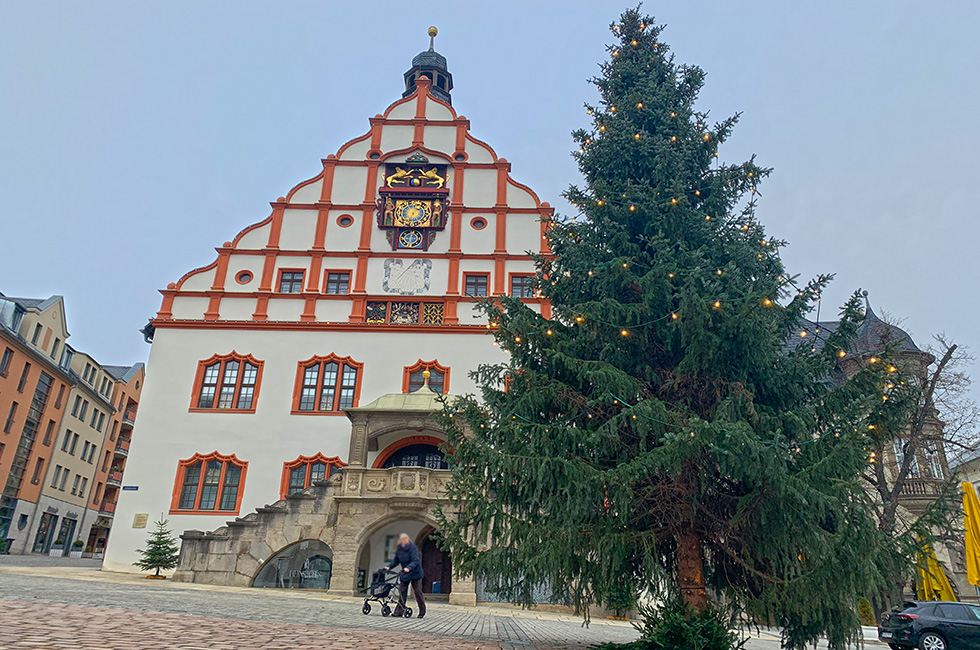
171;383;476;606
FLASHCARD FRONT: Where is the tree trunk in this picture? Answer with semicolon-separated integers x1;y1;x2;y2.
676;528;708;611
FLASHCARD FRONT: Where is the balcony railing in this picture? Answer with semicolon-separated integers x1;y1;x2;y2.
122;409;136;427
99;500;117;515
338;467;450;501
106;470;123;486
899;478;944;498
114;438;130;456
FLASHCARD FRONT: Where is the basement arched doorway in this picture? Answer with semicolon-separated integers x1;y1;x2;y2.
253;539;332;590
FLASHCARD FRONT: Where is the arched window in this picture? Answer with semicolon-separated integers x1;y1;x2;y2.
191;352;263;412
374;435;449;470
280;453;347;498
291;355;363;414
383;444;447;470
402;359;450;394
170;452;248;514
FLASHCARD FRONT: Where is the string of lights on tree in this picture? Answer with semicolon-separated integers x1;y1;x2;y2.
450;17;903;465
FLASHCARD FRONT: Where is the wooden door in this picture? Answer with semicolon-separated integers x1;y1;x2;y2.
420;534;452;594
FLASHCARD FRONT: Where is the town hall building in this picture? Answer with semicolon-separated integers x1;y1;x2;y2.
103;29;553;605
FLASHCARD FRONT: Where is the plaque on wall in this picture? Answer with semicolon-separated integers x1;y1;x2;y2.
132;513;149;528
383;259;431;295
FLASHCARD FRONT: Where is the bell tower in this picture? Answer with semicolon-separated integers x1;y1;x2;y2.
403;26;454;105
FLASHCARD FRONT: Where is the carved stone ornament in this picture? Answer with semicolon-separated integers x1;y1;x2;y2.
382;258;432;295
399;473;417;491
366;478;387;492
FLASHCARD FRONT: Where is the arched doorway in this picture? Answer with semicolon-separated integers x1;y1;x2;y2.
419;529;452;595
253;539;332;590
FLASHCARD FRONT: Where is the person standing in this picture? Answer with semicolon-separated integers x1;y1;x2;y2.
386;533;426;618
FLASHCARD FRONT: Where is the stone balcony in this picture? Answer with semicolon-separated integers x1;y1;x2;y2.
336;467;450;510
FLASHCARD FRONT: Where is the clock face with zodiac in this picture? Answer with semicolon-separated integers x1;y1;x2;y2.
394;200;432;227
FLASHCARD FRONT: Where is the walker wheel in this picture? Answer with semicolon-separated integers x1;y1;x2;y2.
405;607;413;619
362;602;371;615
381;604;391;617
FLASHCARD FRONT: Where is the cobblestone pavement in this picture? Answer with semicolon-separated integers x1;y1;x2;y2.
0;561;875;649
0;565;638;650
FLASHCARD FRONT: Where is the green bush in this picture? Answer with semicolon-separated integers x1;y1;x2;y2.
857;598;876;627
597;603;743;650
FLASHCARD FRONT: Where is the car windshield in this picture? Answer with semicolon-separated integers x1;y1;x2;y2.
966;604;980;621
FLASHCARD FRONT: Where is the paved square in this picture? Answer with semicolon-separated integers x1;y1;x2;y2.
0;559;877;649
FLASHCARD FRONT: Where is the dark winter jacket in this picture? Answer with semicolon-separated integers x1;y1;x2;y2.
387;541;424;582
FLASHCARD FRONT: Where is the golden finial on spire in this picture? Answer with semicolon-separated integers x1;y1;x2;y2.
428;26;438;51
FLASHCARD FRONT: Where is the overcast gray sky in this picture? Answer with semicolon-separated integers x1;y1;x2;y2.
1;1;977;415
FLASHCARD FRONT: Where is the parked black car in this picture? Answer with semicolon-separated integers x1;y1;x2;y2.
879;601;980;650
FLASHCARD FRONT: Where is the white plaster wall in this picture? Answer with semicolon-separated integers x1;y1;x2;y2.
218;298;255;321
338;134;371;160
463;139;495;164
103;326;505;573
314;300;352;322
288;178;322;204
236;222;272;249
422;126;456;155
506;181;538;209
170;297;209;320
379;125;414;154
361;258;451;296
226;255;262;291
387;101;416;120
331;167;368;206
506;214;542;255
461;169;497;208
459;214;495;254
272;257;311;278
279;210;317;250
179;268;216;291
323;212;362;252
265;298;304;322
424;101;454;122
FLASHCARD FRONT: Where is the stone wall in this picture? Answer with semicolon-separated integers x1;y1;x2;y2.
171;469;477;605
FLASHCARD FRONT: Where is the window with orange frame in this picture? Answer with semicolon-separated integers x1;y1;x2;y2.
280;453;347;498
170;452;248;515
402;359;450;394
190;352;264;413
291;354;363;414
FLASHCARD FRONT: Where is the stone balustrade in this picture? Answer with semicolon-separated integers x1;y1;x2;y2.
338;467;451;501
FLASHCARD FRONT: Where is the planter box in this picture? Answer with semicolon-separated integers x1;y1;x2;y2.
48;547;64;557
69;550;83;559
81;552;94;558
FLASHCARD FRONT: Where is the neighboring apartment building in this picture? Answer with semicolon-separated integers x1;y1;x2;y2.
0;291;143;555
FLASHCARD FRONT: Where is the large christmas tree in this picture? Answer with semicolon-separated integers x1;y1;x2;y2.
439;8;900;649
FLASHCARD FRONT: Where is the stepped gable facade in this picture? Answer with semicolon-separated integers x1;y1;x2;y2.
103;31;552;605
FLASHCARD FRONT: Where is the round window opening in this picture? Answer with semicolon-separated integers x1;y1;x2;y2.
454;153;466;162
236;271;253;284
337;215;354;228
470;218;487;230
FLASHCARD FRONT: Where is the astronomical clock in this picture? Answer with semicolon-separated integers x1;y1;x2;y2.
376;152;450;250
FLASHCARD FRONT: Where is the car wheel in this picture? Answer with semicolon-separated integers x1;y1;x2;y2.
919;632;946;650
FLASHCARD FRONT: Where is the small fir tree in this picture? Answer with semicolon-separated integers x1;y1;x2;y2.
438;7;904;649
133;518;180;577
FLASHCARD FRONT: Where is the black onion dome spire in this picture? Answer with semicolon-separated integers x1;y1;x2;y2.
852;290;927;356
403;26;454;105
